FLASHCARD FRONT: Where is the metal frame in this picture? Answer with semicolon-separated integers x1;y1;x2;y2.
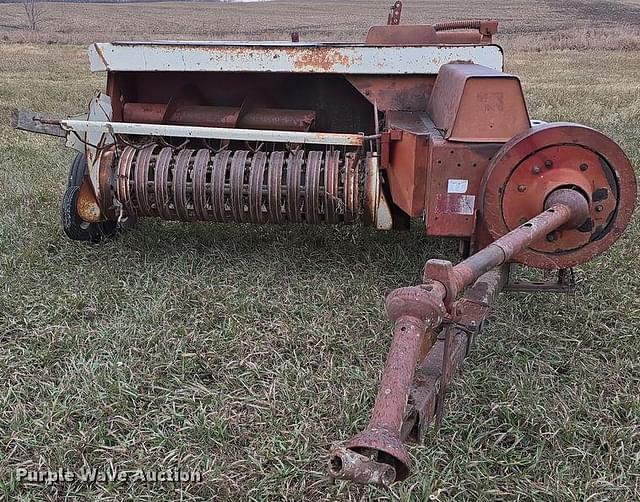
60;119;365;146
89;42;504;74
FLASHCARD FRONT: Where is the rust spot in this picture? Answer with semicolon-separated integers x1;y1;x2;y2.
293;48;356;71
77;176;102;223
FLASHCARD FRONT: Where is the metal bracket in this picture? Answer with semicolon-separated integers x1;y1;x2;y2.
505;265;576;293
423;259;457;311
11;110;65;137
379;129;402;169
400;267;507;445
388;1;402;25
433;323;452;427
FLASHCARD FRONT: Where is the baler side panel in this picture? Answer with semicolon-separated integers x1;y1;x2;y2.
386;132;428;217
384;111;438;217
105;73;123;122
425;140;501;237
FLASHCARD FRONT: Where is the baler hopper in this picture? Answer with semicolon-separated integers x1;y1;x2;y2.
13;1;637;488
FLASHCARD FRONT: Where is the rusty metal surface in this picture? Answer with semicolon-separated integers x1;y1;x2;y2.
386;110;436;136
419;189;587;311
344;427;411;484
374;291;443;431
365;25;497;46
435;20;498;34
17;1;639;490
366;25;438;45
402;267;507;443
369;189;587;456
89;42;505;74
505;266;576;293
545;188;590;229
105;73;123;122
76;176;102;223
382;112;502;227
432;32;488;44
62;119;364;147
98;147;116;220
482;123;638;269
425;139;502;237
365;154;380;226
434;20;499;43
383;111;436;217
332;184;615;487
401;187;589;445
450;199;578;294
118;72;376;136
364;153;393;230
347;76;435;112
333;284;446;483
387;131;427;217
70;93;113;202
113;146;363;224
388;1;402;25
329;446;396;487
369;8;497;45
11;110;65;137
333;194;583;486
122;103;316;132
428;64;530;142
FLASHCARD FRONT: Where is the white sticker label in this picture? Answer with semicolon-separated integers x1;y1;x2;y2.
436;194;476;215
447;179;469;194
456;194;476;215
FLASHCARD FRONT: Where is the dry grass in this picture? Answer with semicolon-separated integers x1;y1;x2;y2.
512;25;640;51
1;1;640;500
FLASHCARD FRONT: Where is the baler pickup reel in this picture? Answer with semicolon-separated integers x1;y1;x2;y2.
13;0;636;488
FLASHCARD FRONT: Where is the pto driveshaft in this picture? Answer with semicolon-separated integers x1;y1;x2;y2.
330;188;590;486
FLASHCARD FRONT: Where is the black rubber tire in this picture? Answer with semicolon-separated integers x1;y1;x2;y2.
68;152;87;187
61;153;118;242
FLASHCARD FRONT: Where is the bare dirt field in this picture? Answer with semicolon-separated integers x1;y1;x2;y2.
0;1;639;500
0;0;639;46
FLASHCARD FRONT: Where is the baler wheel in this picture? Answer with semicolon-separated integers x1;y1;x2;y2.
61;153;118;242
67;152;87;187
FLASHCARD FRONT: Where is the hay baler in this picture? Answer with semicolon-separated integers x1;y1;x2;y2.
13;1;637;488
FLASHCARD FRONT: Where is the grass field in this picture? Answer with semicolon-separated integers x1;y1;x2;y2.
1;1;639;500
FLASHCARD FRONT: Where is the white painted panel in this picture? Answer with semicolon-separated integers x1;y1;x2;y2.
89;42;504;74
60;120;364;146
